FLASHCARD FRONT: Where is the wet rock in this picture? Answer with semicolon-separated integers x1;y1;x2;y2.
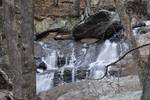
63;70;72;83
136;26;150;34
37;62;47;73
72;10;123;40
53;71;62;86
132;22;146;29
76;69;87;80
108;69;121;77
109;33;124;42
38;62;47;70
57;56;66;68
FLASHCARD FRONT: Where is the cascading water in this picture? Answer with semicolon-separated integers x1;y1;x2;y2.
36;50;57;94
89;40;119;79
35;35;129;94
34;17;150;95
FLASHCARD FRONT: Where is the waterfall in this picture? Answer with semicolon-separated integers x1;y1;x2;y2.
35;39;128;94
42;51;57;70
36;50;57;94
88;40;119;79
35;20;150;94
70;48;76;83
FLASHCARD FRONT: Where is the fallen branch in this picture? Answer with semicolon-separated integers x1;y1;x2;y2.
89;43;150;80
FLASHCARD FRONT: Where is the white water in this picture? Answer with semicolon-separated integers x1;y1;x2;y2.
36;38;130;94
36;73;54;94
42;51;57;70
143;20;150;26
62;48;76;82
89;40;119;79
36;51;57;94
36;20;150;94
36;40;128;94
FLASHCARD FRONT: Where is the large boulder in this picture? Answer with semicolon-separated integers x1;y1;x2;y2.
39;75;141;100
72;10;123;40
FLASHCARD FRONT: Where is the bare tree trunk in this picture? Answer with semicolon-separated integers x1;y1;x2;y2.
84;0;91;17
73;0;80;17
20;0;36;99
114;1;147;99
141;1;150;98
141;48;150;99
3;0;36;99
3;0;23;98
147;0;150;18
114;0;145;82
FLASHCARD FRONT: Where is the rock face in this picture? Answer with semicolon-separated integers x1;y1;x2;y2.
34;17;77;34
72;10;123;40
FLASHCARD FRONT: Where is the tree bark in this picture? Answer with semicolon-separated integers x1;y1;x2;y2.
20;0;36;99
114;1;147;99
73;0;80;17
84;0;91;17
141;48;150;100
141;2;150;98
3;0;36;99
147;0;150;18
3;0;23;98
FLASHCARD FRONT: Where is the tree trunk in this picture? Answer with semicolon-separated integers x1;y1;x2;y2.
84;0;91;17
114;0;145;81
114;1;147;99
141;48;150;100
147;0;150;18
3;0;23;98
73;0;80;17
20;0;36;99
3;0;36;99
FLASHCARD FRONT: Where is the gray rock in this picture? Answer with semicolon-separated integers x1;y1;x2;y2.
72;10;123;40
